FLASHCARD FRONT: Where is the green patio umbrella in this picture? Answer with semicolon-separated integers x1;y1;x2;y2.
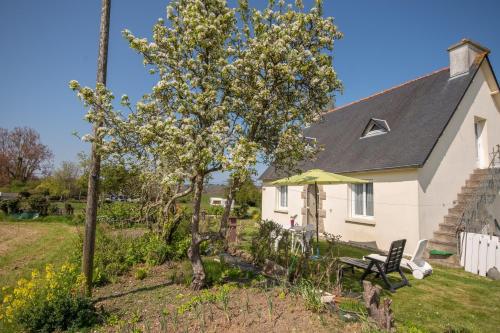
271;169;367;257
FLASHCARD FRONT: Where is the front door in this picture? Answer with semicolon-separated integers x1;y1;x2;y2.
475;120;486;168
306;184;317;227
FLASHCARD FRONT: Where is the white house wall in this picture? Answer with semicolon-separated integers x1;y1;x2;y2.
418;63;500;241
262;168;420;253
261;185;305;227
325;169;420;252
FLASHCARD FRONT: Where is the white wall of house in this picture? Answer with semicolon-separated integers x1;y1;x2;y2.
418;63;500;241
262;168;420;253
261;185;305;227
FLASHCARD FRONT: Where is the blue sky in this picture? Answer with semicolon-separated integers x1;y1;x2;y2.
1;0;499;184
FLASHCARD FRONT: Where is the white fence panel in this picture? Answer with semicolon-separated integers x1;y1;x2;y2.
460;232;499;276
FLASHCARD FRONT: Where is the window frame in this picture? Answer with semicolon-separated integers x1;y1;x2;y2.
276;185;288;210
351;183;374;218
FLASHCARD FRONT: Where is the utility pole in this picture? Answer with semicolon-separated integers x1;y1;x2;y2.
82;0;111;296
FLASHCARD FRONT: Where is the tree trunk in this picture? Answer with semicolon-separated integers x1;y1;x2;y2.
219;180;238;250
188;173;206;290
362;281;394;331
82;0;111;297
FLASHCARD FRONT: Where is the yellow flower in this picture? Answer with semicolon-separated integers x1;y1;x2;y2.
31;269;40;279
3;294;12;304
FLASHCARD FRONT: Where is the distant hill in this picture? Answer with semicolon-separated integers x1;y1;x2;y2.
203;184;227;197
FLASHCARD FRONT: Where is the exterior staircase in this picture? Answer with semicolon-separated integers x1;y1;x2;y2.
427;169;499;266
427;145;500;267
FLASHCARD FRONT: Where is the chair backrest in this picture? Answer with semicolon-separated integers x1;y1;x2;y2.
383;239;406;273
410;239;428;265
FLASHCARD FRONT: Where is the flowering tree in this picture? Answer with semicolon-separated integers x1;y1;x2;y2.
70;0;342;289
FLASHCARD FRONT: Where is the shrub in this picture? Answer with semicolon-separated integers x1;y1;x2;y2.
73;225;192;285
233;203;249;219
27;196;49;216
206;205;224;216
294;279;324;313
0;199;20;215
19;191;31;198
48;204;60;215
134;267;148;280
250;219;291;265
0;263;100;332
97;202;141;227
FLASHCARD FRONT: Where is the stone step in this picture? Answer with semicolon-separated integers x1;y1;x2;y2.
443;215;460;224
456;193;475;202
439;222;458;233
448;206;465;215
473;168;490;175
433;230;457;243
428;239;457;254
469;173;494;181
473;168;500;175
465;179;481;187
461;186;478;194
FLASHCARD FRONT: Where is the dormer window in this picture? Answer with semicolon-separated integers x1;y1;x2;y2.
304;136;317;148
361;118;390;138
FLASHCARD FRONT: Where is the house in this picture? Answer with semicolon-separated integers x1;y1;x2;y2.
209;197;233;208
261;39;500;258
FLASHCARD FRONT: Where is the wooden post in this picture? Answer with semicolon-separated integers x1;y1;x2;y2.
82;0;111;297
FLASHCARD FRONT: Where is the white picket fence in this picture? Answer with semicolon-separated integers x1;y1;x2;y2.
460;232;500;276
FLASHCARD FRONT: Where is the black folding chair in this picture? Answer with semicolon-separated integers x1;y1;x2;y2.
340;239;410;292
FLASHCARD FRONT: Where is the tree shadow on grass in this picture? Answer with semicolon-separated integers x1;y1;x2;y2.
93;281;174;303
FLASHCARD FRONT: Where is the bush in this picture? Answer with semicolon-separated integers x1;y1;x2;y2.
74;224;192;285
0;263;100;332
48;204;60;215
233;203;249;219
27;196;49;216
294;279;324;313
97;202;141;227
0;199;20;215
206;205;224;216
250;219;291;265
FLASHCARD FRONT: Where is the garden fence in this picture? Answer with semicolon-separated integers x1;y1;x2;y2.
460;232;500;276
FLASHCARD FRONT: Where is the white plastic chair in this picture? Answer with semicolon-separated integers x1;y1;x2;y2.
294;224;315;254
365;239;433;279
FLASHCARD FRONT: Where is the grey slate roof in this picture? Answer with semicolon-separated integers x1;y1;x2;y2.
261;55;488;181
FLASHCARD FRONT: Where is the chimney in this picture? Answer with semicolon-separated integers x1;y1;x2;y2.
448;39;490;78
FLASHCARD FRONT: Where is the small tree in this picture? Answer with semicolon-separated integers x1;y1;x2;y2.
70;0;342;289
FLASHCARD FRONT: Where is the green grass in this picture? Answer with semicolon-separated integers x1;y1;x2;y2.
326;243;500;332
0;221;80;288
1;218;499;332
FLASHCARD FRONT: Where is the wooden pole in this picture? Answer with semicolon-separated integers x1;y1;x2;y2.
82;0;111;296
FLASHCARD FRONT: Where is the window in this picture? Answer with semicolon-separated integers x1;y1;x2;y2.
276;186;288;210
304;137;317;149
361;118;390;138
352;183;374;217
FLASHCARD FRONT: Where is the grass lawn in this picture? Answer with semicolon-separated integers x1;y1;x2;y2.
1;219;499;332
0;220;81;288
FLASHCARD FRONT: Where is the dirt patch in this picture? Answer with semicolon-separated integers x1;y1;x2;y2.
94;264;363;332
0;223;45;256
